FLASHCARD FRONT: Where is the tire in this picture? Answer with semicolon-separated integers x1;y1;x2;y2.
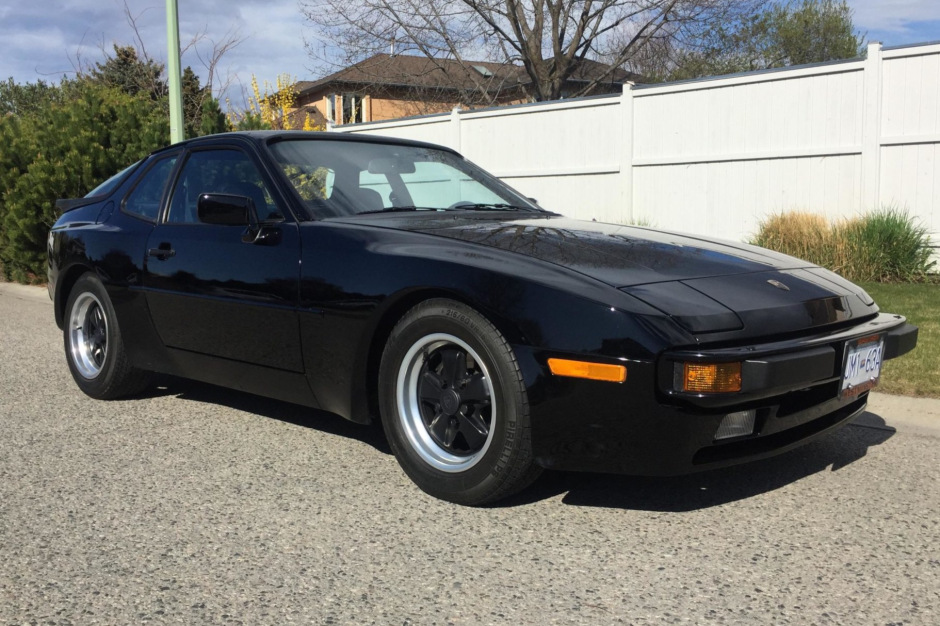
63;273;152;399
379;299;541;505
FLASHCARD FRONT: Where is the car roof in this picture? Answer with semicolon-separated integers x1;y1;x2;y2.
148;130;461;158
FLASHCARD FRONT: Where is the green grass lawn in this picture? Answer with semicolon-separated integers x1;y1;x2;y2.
861;281;940;398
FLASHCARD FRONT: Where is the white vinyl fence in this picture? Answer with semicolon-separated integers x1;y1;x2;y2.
333;42;940;250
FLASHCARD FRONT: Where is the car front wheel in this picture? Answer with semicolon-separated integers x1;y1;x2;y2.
379;299;541;505
64;273;151;399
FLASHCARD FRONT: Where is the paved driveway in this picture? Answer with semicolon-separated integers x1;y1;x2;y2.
1;283;938;624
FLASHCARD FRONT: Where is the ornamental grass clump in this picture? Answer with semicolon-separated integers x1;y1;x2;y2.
834;208;936;282
753;208;935;283
752;211;836;269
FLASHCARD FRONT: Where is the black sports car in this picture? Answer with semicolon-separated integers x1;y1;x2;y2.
48;131;918;505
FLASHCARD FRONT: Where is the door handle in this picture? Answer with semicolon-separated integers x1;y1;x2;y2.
147;246;176;260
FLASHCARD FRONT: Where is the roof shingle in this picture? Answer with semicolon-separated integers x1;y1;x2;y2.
297;53;634;98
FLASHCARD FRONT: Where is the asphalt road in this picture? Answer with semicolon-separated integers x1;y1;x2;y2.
1;283;938;625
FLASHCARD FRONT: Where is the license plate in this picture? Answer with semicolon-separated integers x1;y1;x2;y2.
840;334;884;398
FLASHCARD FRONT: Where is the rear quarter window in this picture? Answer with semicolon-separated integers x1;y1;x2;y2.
85;161;141;198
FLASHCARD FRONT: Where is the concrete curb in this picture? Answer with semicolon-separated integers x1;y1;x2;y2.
857;393;940;438
0;281;50;303
4;282;938;438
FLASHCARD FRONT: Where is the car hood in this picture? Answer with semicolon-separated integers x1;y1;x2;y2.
354;214;802;286
341;213;878;334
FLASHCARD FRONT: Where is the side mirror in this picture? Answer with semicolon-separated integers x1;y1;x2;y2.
197;193;255;226
196;193;280;245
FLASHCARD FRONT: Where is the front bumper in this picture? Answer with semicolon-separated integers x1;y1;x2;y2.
660;313;917;408
523;313;917;475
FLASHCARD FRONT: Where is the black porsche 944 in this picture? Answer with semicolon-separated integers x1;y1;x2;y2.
48;131;918;505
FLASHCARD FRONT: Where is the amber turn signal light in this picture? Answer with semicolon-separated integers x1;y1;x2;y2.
548;358;627;383
682;362;742;393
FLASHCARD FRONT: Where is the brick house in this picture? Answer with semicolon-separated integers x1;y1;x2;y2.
288;53;633;127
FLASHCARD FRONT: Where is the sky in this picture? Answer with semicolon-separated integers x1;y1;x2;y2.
1;0;939;112
0;0;316;109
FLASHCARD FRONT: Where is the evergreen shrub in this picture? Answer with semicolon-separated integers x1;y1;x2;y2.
0;82;168;282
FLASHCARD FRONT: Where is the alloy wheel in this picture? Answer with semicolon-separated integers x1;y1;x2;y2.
68;292;108;379
396;333;496;472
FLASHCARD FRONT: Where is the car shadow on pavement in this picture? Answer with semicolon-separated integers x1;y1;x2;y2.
137;377;896;511
497;414;896;511
140;375;392;455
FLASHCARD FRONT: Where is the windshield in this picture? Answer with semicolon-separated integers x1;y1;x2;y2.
268;139;541;218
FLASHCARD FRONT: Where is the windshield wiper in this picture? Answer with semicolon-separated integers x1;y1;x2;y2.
357;203;539;215
357;206;450;215
449;202;539;212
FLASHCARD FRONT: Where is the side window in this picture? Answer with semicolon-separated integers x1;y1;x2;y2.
167;149;283;224
122;155;177;221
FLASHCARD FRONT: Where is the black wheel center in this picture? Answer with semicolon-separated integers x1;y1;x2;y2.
440;389;461;415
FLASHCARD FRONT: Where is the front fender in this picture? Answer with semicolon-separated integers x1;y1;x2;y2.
298;221;692;423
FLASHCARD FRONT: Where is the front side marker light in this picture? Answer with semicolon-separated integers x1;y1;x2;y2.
548;358;627;383
681;362;742;393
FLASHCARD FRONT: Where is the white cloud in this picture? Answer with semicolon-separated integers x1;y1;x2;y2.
0;0;320;109
2;28;68;54
849;0;940;34
0;26;77;78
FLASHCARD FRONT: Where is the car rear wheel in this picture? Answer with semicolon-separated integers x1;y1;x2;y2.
64;273;151;399
379;299;541;505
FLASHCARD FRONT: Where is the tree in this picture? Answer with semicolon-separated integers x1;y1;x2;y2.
77;1;242;138
302;0;752;103
227;74;321;131
663;0;865;81
0;78;62;117
83;45;227;139
199;97;229;136
770;0;864;65
181;66;228;138
89;44;167;101
0;4;242;282
0;81;169;282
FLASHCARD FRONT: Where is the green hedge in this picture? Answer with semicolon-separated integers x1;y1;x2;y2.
0;82;168;283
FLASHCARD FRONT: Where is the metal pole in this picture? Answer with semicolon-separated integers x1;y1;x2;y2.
166;0;184;143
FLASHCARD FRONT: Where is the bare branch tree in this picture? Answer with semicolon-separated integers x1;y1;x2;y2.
66;0;244;137
184;24;246;96
75;1;244;103
302;0;748;101
595;0;763;81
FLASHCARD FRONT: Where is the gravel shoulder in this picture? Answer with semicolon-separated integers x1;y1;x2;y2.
2;281;938;625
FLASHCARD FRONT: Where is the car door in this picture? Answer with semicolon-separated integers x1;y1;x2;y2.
142;145;304;372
